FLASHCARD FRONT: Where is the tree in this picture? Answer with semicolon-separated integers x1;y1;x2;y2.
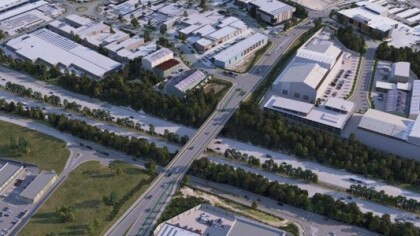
160;25;167;35
0;30;6;40
314;17;322;29
181;176;190;186
199;0;207;9
55;205;75;223
131;18;139;28
283;20;291;31
116;167;123;176
147;1;151;7
145;160;157;174
103;191;118;206
93;218;101;228
144;30;152;42
251;200;258;209
149;124;155;134
18;136;30;154
183;11;188;17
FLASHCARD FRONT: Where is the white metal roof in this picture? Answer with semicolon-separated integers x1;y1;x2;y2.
388;7;405;14
391;62;410;78
248;0;294;16
409;80;420;117
364;3;388;15
397;82;411;91
406;14;420;24
19;171;56;200
173;70;206;92
376;81;397;90
0;0;47;21
339;8;399;32
6;29;121;77
324;97;354;113
0;0;29;11
192;24;216;36
396;8;420;19
269;95;313;114
213;33;267;62
0;163;22;188
408;115;420;139
358;109;413;140
278;63;328;89
143;48;173;63
207;26;237;40
195;38;212;47
156;223;200;236
218;16;239;28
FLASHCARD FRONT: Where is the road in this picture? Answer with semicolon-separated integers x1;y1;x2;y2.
106;22;313;236
189;176;378;236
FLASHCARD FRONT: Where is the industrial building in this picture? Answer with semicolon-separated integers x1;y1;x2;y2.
142;48;174;70
0;163;24;193
272;30;343;103
237;0;295;25
6;28;122;78
165;70;208;97
409;80;420;119
154;204;286;236
19;171;56;204
264;96;354;134
213;33;268;68
391;62;410;83
154;59;182;77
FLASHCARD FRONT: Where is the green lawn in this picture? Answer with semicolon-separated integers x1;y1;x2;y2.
21;161;153;236
0;120;69;173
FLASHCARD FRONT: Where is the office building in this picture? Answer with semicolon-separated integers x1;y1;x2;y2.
142;48;174;70
19;171;57;204
0;163;24;193
237;0;295;25
6;28;122;78
213;33;268;68
264;96;354;134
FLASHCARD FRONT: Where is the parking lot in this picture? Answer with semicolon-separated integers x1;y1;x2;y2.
322;52;359;100
0;163;38;236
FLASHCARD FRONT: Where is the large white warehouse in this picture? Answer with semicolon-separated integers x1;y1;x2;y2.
141;48;173;70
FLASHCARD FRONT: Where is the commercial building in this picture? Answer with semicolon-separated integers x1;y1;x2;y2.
142;48;174;70
213;33;268;68
272;30;343;103
154;204;286;236
0;163;24;193
237;0;295;25
165;70;207;97
19;171;56;204
0;0;47;21
264;96;354;133
409;80;420;119
154;59;182;77
391;62;410;83
6;28;122;78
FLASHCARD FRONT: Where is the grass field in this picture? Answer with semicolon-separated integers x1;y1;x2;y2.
0;120;69;173
21;161;152;236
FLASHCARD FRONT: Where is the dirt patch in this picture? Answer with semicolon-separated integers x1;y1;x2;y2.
203;83;225;94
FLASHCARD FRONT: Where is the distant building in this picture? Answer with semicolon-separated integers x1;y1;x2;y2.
391;62;410;83
409;80;420;119
142;48;174;70
19;171;56;204
6;28;122;78
154;59;182;77
237;0;295;25
264;96;354;134
154;204;286;236
0;163;24;193
213;33;268;68
165;70;208;97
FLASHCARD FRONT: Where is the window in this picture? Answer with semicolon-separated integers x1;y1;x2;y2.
294;93;300;98
282;90;288;95
303;95;309;100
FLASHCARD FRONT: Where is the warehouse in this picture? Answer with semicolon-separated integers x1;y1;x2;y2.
142;48;174;70
20;171;56;204
154;59;182;77
0;0;47;21
165;70;207;97
206;26;241;44
409;80;420;119
213;33;268;68
0;163;24;193
6;28;122;79
391;62;410;83
237;0;295;25
264;96;354;134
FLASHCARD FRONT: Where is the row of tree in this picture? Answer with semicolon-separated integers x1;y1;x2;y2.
0;53;224;128
221;102;420;186
189;158;420;236
348;184;420;213
376;42;420;78
0;99;175;165
336;26;366;54
224;149;317;183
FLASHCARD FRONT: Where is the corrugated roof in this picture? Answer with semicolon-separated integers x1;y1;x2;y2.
279;63;328;89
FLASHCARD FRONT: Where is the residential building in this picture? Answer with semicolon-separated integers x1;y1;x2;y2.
165;70;207;97
0;163;24;193
142;48;174;70
264;96;354;134
6;29;121;78
213;33;268;68
237;0;295;25
19;171;57;204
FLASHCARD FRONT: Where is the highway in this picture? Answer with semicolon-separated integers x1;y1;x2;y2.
106;22;313;236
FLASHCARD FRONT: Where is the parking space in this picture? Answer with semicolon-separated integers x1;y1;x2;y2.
0;165;38;236
322;52;359;100
370;61;392;112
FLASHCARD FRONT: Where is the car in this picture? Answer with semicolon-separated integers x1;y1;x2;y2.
42;107;46;110
166;172;172;177
146;195;152;199
188;146;194;150
86;145;92;149
4;214;8;217
130;116;134;119
145;208;151;213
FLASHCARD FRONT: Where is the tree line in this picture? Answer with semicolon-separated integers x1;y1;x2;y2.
348;184;420;213
0;99;174;165
224;149;317;183
221;102;420;186
336;26;366;54
0;53;226;128
376;42;420;78
189;158;420;236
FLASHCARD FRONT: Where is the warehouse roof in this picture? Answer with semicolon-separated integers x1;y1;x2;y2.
0;0;29;11
409;80;420;117
173;70;206;93
396;8;420;19
6;29;121;78
213;33;267;62
19;171;56;201
339;7;399;32
207;26;237;40
143;48;173;63
358;109;413;140
276;63;328;89
192;24;216;36
0;0;47;21
324;97;354;114
376;81;397;90
364;3;388;15
248;0;295;16
0;163;22;187
391;62;410;78
296;38;341;69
